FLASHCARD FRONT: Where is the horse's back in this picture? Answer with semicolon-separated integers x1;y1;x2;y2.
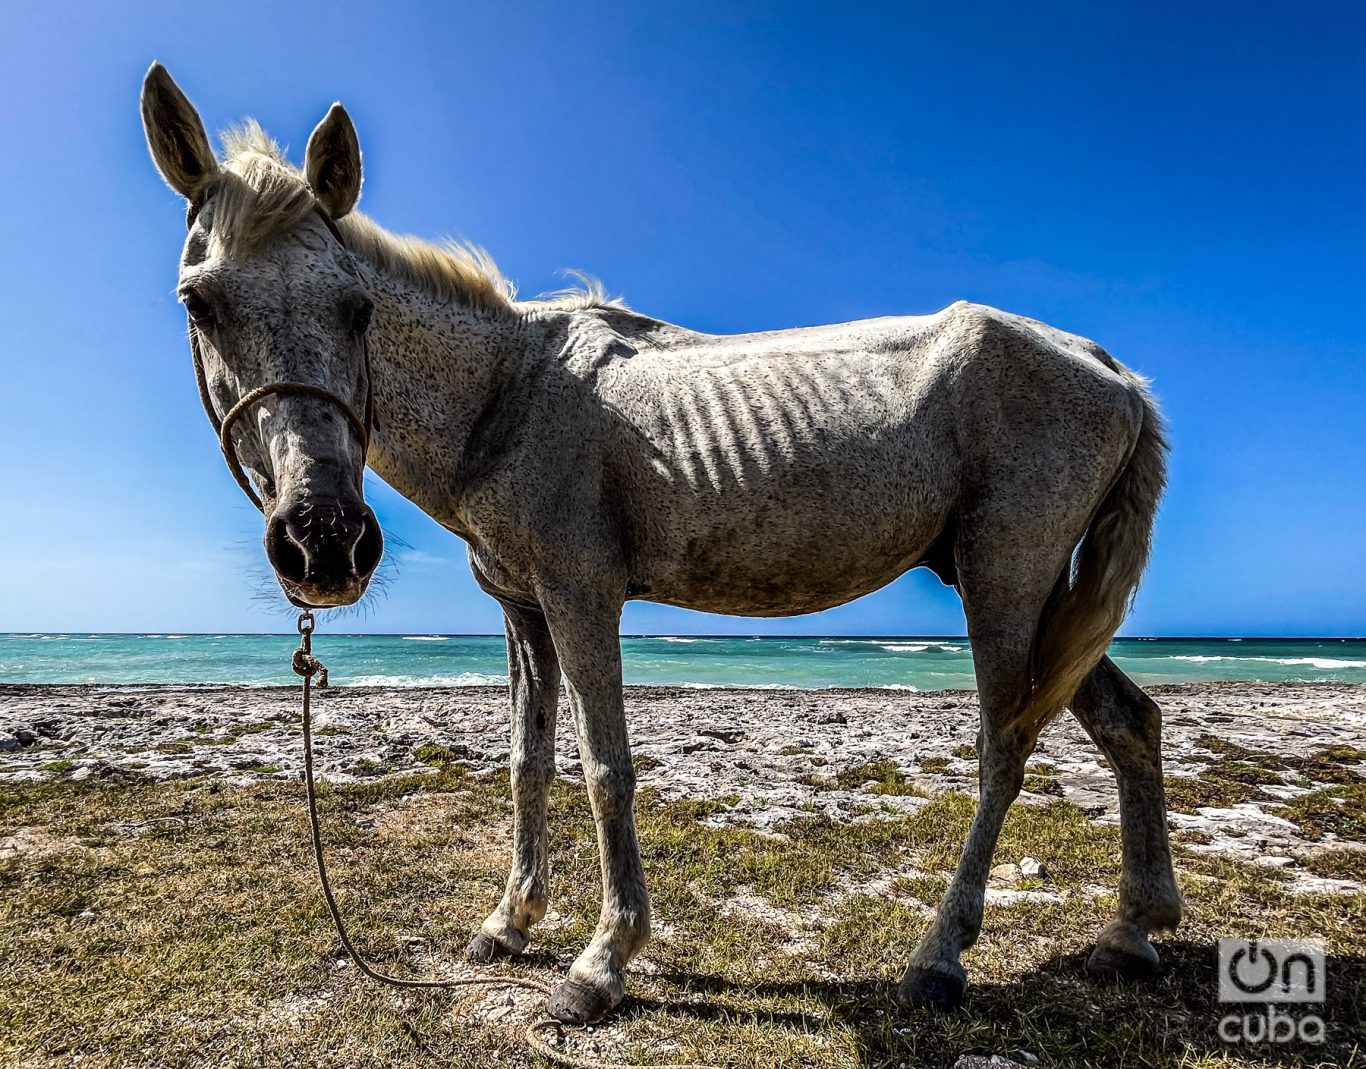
603;300;1143;465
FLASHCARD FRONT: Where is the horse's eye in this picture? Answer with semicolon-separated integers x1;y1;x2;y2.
351;299;374;334
182;289;215;328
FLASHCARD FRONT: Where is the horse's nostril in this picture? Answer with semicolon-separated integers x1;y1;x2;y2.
266;499;378;595
266;515;309;584
354;510;383;577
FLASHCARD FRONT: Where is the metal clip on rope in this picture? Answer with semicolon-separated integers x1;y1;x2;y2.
291;611;719;1069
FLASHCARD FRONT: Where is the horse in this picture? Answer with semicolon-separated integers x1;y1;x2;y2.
140;62;1182;1026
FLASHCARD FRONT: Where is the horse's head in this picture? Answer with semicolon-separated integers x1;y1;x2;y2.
140;63;382;608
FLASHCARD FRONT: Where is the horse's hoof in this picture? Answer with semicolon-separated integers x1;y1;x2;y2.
897;964;967;1010
546;976;621;1026
1087;942;1160;981
466;928;526;963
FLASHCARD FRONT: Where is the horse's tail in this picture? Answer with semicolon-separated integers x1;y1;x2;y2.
1018;377;1168;734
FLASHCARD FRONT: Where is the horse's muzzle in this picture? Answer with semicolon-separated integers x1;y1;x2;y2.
265;495;383;607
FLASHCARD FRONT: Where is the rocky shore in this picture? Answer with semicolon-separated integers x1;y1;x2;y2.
3;681;1364;873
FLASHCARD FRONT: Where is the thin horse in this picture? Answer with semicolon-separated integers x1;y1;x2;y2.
141;63;1183;1025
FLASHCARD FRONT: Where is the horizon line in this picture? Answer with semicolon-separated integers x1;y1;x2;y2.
3;632;1364;641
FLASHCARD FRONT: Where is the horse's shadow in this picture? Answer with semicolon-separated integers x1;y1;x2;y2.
613;941;1365;1068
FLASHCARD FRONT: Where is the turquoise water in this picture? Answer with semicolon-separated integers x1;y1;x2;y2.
1;634;1363;689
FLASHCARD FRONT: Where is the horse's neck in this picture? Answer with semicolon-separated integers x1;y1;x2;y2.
360;267;546;528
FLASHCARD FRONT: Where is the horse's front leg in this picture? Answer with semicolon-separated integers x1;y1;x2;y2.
539;587;648;1025
468;603;560;961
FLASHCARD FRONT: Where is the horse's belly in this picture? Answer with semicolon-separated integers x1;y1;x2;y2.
649;567;913;617
636;519;941;618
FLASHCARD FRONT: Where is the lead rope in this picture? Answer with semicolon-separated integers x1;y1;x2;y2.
291;611;720;1069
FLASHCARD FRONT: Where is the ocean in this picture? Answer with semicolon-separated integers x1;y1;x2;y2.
1;634;1363;690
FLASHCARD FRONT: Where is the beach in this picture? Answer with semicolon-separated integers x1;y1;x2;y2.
4;680;1364;869
4;679;1364;1067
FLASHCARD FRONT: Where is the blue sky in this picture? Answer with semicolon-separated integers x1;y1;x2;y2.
1;3;1362;636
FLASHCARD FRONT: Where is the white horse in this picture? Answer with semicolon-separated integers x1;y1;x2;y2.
141;63;1182;1025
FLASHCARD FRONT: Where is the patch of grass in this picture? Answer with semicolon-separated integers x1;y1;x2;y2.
234;719;282;736
919;756;952;775
632;754;663;772
895;872;949;903
412;743;466;768
338;769;468;808
1193;734;1289;770
833;759;924;796
1284;745;1366;786
666;793;741;822
1283;783;1366;841
1163;772;1260;812
1312;743;1366;763
1187;735;1366;798
1208;759;1286;786
1297;848;1366;882
1027;761;1059;776
2;774;1362;1069
314;725;352;737
155;741;194;755
1022;775;1064;797
40;759;76;774
951;743;979;760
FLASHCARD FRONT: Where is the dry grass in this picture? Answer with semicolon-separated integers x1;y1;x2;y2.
1;767;1363;1069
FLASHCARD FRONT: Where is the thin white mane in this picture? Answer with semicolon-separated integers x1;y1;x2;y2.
207;121;621;314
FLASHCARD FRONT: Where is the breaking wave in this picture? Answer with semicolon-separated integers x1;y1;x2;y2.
346;672;508;687
1169;655;1366;669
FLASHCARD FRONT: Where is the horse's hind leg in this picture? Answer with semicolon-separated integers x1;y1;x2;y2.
899;533;1070;1009
468;603;560;961
1069;656;1182;978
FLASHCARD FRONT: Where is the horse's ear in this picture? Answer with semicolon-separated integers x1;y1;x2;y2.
305;103;363;220
140;62;218;201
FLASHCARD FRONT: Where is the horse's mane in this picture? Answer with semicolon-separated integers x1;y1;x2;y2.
204;121;619;314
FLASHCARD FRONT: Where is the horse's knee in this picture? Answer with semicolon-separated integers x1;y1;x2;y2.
584;761;636;814
510;752;555;801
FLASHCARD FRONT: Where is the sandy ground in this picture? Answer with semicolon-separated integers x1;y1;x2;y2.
3;681;1365;868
